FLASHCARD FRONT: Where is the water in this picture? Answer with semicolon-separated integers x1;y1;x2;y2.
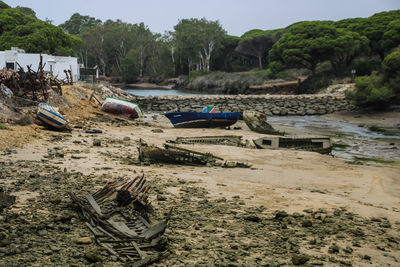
124;87;208;97
268;116;400;162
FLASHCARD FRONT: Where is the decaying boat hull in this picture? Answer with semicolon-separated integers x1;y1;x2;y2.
167;135;245;147
243;110;282;135
253;135;332;154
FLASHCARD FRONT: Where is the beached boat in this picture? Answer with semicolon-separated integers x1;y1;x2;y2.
164;106;239;128
37;103;69;129
243;110;282;135
101;97;143;119
253;135;332;154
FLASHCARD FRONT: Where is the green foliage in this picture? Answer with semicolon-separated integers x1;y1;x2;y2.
15;6;36;18
336;10;400;60
269;21;366;75
346;72;395;108
121;49;140;83
0;6;79;56
174;18;226;73
382;49;400;94
59;13;102;34
236;29;282;69
0;1;10;9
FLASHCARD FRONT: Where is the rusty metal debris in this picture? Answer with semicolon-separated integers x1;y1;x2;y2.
253;135;332;154
243;110;283;135
138;140;251;168
0;56;67;102
69;175;169;266
167;135;247;147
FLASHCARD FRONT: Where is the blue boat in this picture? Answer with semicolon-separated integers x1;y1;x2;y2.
165;106;239;128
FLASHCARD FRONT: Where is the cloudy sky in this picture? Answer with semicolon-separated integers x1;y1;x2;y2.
6;0;400;36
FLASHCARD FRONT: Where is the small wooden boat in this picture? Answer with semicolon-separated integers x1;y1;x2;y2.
37;103;69;129
165;106;239;128
243;110;282;135
253;135;332;154
101;97;143;119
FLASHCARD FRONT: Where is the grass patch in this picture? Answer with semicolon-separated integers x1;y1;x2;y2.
353;157;396;165
332;143;351;150
0;123;10;130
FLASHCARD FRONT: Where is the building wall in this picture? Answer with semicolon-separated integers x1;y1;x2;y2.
0;50;79;81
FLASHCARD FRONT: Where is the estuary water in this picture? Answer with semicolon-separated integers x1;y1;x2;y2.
124;87;208;97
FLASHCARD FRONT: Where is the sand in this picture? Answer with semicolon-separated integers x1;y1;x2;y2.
0;85;399;266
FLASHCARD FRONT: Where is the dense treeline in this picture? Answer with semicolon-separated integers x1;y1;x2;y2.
1;0;399;106
0;1;80;56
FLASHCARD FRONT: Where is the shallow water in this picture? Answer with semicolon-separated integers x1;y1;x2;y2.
268;115;400;162
124;87;208;97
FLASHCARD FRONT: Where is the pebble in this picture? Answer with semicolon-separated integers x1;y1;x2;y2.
76;237;92;244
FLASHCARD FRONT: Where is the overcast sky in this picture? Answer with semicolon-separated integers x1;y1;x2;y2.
6;0;400;36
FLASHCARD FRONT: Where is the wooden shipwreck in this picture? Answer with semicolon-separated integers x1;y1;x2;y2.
243;110;283;135
167;135;246;147
138;141;251;168
253;135;332;154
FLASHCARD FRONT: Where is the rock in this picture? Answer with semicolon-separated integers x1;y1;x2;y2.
76;237;92;244
85;250;102;263
151;128;164;133
37;229;48;236
157;194;167;201
275;210;288;221
93;139;101;146
301;219;313;227
328;243;340;254
244;214;261;223
291;254;310;265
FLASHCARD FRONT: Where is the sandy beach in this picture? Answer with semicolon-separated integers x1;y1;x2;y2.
0;85;399;266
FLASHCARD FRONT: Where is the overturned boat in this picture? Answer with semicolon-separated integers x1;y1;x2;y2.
253;135;332;154
243;110;282;135
37;103;69;129
101;97;143;119
165;106;239;128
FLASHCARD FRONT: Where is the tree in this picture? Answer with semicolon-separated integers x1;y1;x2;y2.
15;6;36;18
327;28;368;74
174;18;225;73
212;35;241;72
236;29;281;69
269;21;337;74
382;19;400;53
0;1;10;9
0;8;79;56
382;48;400;94
59;13;102;35
336;10;400;61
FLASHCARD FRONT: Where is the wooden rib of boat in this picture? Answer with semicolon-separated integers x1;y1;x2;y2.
101;97;143;119
253;135;332;154
37;103;69;129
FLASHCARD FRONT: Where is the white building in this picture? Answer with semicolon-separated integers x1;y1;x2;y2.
0;47;80;81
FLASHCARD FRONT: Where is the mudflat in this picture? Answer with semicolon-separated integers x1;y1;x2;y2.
0;86;399;266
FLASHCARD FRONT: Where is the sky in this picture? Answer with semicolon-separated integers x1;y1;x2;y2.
6;0;400;36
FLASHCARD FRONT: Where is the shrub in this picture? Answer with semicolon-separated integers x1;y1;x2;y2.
295;72;333;94
345;72;395;108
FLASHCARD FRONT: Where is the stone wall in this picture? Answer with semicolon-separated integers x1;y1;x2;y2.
129;94;353;116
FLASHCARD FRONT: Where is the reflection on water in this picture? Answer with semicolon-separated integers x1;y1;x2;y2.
124;88;208;97
268;116;400;162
